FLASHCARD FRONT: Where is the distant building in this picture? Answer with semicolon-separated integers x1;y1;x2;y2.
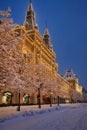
64;69;83;102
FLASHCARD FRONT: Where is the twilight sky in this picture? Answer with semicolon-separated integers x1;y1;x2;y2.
0;0;87;89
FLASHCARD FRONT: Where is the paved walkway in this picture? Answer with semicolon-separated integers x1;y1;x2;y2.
0;103;87;130
0;104;58;117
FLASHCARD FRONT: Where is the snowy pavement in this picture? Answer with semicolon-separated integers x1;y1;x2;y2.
0;104;57;117
0;103;87;130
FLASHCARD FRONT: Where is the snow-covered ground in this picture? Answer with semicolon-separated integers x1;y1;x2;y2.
0;103;87;130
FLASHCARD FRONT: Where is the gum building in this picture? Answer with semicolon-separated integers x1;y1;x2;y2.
0;1;83;106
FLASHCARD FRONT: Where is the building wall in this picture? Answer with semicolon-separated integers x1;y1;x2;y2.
0;25;71;105
19;27;58;75
0;3;72;105
64;69;83;102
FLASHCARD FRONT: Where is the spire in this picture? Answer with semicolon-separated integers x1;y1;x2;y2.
29;0;33;11
44;28;49;36
24;1;38;30
43;27;53;50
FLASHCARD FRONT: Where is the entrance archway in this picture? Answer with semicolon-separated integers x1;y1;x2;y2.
2;92;12;105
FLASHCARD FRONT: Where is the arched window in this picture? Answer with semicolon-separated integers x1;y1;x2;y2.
23;94;29;104
2;92;12;105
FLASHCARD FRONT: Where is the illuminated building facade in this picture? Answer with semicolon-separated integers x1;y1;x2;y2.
0;1;83;106
64;69;83;102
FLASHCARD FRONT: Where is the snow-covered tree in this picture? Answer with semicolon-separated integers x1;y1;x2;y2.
0;8;71;106
0;8;26;92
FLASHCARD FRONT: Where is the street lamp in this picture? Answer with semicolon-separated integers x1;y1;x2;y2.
16;53;32;111
57;96;59;106
37;87;41;108
37;83;43;108
50;91;53;107
17;90;20;111
50;94;52;107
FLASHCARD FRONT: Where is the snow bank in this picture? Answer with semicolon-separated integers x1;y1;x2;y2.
0;106;60;123
0;103;83;124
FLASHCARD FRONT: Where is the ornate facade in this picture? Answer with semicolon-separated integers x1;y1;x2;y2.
64;69;83;102
22;1;57;75
0;1;83;106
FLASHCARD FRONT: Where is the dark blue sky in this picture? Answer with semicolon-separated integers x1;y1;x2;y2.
0;0;87;89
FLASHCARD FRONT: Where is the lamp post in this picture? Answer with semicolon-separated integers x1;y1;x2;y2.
49;91;53;107
37;83;43;108
17;91;20;111
57;96;59;106
50;95;52;107
16;54;32;111
38;87;41;108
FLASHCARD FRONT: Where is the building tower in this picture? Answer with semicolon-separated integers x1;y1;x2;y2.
43;27;53;50
64;69;83;102
24;0;38;30
64;69;79;90
64;69;78;82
